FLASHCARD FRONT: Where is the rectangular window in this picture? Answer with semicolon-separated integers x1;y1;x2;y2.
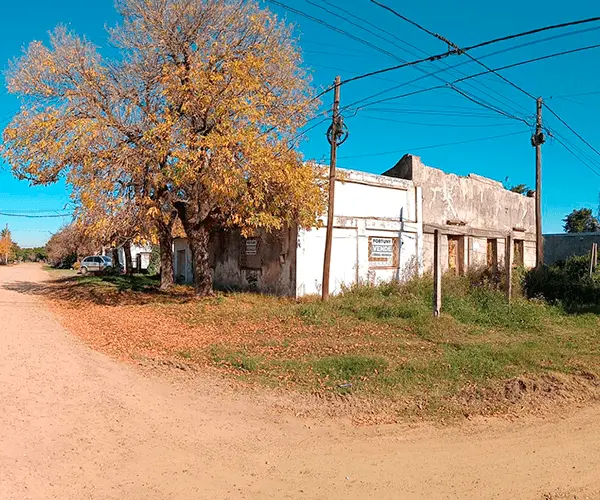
513;240;524;267
487;239;498;270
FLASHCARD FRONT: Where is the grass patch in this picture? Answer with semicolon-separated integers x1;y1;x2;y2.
310;355;388;382
210;345;261;372
74;274;160;292
46;271;600;419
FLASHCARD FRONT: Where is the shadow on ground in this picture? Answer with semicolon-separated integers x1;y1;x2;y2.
2;277;196;307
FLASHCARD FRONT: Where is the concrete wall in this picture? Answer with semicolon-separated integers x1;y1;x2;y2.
544;233;600;265
173;228;297;295
295;169;422;296
383;154;536;272
211;227;297;295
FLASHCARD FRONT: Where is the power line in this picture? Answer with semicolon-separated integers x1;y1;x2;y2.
551;134;600;178
303;0;415;62
544;101;600;159
370;2;600;54
371;0;536;101
328;0;532;118
551;90;600;99
265;0;406;61
338;129;526;159
269;14;600;142
356;114;517;128
0;212;72;218
339;16;600;119
452;43;600;87
549;129;600;171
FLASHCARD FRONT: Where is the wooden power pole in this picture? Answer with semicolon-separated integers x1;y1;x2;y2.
322;76;342;301
532;97;545;268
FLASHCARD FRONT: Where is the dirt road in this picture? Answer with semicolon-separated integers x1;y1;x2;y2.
1;263;599;499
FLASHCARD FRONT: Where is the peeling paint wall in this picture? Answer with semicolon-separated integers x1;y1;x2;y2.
211;227;297;296
384;154;536;272
172;229;297;295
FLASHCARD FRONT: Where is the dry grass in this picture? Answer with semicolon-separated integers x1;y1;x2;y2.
19;272;600;421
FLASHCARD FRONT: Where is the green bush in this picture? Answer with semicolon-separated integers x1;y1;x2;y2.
524;254;600;310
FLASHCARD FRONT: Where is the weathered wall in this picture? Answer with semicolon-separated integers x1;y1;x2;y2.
172;168;423;297
211;227;297;296
173;229;297;295
544;233;600;265
295;169;422;297
384;154;536;272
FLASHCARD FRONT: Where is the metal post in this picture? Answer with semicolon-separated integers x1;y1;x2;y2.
433;230;442;317
322;76;341;300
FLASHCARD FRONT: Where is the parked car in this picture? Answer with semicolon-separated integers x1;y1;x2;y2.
80;255;118;275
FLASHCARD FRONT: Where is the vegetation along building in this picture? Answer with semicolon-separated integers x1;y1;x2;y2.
173;156;536;296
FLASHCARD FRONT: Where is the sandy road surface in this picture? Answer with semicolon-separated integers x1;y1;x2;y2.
1;263;600;500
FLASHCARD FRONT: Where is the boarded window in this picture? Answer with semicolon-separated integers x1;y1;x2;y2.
513;239;524;267
368;236;399;268
240;237;261;269
448;236;464;275
487;239;498;270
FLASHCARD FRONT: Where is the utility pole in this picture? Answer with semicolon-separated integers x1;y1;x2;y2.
322;76;342;301
532;97;545;268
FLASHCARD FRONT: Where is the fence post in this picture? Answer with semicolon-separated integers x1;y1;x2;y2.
433;229;442;317
590;243;596;278
505;235;513;302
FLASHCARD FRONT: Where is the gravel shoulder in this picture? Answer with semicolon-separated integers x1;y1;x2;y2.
1;263;599;500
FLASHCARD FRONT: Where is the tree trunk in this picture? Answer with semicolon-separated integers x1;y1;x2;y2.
123;240;134;275
112;248;120;269
157;221;174;291
185;222;212;296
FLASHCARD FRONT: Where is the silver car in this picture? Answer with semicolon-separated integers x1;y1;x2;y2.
80;255;113;275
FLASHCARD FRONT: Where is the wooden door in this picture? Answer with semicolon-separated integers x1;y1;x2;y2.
448;236;458;275
487;239;498;270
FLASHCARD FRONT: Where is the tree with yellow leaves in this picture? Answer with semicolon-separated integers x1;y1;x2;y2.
0;225;15;265
2;0;324;295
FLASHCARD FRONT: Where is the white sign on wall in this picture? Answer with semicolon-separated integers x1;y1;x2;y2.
369;236;397;267
245;239;258;256
371;237;394;258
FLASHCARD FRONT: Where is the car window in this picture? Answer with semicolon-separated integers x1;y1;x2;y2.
83;257;91;264
102;256;112;264
94;257;103;264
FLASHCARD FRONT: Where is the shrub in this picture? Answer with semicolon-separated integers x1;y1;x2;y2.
524;254;600;310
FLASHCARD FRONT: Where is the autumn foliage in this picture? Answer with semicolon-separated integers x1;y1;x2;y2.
0;226;15;265
2;0;324;295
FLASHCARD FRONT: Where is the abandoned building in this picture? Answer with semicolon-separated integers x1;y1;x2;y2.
383;154;537;274
173;155;537;296
173;168;423;296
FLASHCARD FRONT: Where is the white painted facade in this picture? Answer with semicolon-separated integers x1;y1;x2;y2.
102;244;152;273
295;169;423;296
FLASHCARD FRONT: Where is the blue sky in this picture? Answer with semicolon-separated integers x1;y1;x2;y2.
1;0;599;246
